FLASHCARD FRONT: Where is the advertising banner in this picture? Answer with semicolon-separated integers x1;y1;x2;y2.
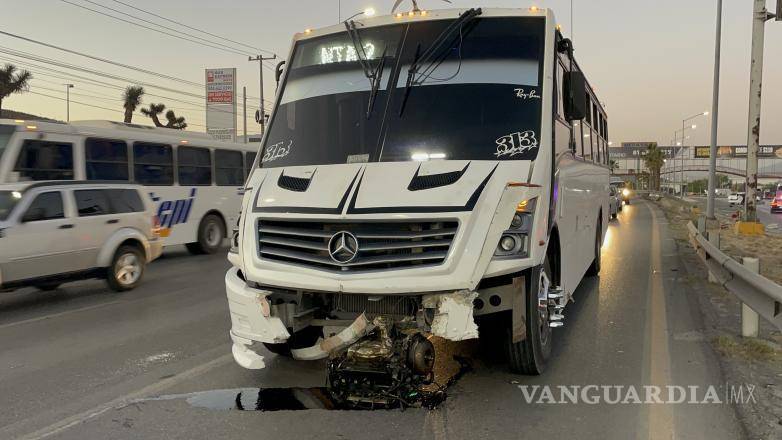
205;68;237;142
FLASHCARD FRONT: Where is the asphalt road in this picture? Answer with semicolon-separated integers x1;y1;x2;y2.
0;200;746;440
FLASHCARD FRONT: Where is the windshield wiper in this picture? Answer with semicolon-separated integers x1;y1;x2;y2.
398;8;482;116
345;20;387;119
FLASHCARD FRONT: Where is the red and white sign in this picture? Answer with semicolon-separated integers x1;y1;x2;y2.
205;68;237;142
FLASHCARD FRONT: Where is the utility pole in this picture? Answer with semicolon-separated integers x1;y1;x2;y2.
707;0;723;219
249;54;277;136
64;83;74;122
744;0;776;222
243;86;247;144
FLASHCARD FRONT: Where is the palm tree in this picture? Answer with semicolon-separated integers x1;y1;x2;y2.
140;103;166;127
643;143;665;190
0;64;33;115
164;110;187;130
609;159;619;174
122;86;144;123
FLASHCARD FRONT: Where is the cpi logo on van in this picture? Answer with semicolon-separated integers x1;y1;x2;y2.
150;189;196;237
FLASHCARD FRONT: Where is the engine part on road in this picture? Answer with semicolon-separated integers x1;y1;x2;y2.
291;313;373;361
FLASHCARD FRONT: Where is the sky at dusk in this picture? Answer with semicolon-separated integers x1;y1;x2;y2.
1;0;781;146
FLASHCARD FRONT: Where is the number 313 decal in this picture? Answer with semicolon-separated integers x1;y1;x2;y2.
495;130;539;158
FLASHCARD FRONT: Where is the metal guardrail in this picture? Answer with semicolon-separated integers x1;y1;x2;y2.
687;221;782;331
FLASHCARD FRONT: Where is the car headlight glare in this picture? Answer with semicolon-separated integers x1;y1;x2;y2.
622;188;630;197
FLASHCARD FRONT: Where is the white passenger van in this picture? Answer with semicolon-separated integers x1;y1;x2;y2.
227;6;610;385
0;181;162;291
0;120;258;253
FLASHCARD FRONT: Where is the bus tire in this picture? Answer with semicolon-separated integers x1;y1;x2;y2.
106;245;145;292
586;216;602;276
188;214;225;255
507;256;553;375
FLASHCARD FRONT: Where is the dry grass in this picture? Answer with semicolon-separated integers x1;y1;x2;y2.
713;335;782;363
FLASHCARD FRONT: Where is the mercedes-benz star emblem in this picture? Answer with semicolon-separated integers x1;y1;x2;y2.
328;231;359;264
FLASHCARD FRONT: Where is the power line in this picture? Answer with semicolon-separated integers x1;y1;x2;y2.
60;0;254;57
0;45;275;107
108;0;275;56
0;29;204;88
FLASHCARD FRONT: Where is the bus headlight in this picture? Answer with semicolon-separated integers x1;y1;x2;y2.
494;198;537;258
622;188;630;197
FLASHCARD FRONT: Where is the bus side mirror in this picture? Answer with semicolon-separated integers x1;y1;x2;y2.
563;71;587;121
275;61;286;90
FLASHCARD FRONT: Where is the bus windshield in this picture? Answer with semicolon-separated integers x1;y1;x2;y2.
261;16;545;168
0;190;21;221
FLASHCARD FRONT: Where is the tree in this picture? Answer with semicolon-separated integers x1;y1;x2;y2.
140;103;166;127
140;103;187;130
122;86;145;123
0;64;33;115
609;159;619;174
164;109;187;130
643;143;665;190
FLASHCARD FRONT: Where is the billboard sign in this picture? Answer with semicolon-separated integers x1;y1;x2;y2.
693;145;782;158
206;68;237;142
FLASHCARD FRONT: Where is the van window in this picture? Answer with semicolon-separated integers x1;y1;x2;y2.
23;192;65;221
75;189;112;216
215;150;243;186
133;143;173;185
0;190;21;221
14;140;73;181
107;189;144;213
178;146;212;186
86;138;129;181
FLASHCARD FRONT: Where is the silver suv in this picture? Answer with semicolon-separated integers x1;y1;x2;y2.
0;181;163;292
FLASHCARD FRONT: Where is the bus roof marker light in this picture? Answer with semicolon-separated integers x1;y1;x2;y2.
364;7;376;17
529;6;540;12
395;12;403;18
411;152;430;161
180;140;189;144
408;11;415;17
14;119;24;123
25;125;37;130
420;10;428;16
304;28;313;34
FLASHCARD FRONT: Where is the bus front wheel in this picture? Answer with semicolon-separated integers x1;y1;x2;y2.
187;214;225;255
507;256;553;375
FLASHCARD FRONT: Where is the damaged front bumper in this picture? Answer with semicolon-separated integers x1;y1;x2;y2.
226;266;490;369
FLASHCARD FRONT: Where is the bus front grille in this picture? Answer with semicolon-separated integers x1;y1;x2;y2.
256;220;458;272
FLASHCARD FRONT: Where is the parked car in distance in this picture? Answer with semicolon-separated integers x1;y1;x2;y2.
0;181;163;292
728;192;745;206
609;186;620;219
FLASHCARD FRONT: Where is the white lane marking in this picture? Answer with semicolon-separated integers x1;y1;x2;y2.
14;353;233;440
0;301;122;330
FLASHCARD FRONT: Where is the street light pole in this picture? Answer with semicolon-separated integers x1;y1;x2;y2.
679;112;708;197
64;84;74;122
249;54;277;136
743;0;776;222
707;0;723;219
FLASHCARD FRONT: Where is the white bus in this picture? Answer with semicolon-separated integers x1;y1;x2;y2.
0;119;257;253
226;6;609;401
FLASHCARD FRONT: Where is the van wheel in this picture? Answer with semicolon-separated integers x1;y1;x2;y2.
586;217;602;276
107;245;145;292
35;283;61;291
187;214;225;255
263;326;323;357
507;256;553;375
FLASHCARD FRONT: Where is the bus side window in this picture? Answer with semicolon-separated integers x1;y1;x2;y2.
177;146;212;186
14;140;74;181
575;123;584;158
215;150;244;186
85;138;129;181
245;151;257;178
133;142;173;185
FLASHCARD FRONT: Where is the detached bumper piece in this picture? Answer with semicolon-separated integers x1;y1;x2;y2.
225;267;291;369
